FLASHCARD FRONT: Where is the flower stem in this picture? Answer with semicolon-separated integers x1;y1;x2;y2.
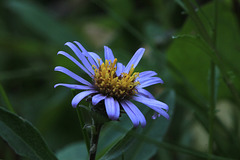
89;123;102;160
0;82;15;113
76;107;90;154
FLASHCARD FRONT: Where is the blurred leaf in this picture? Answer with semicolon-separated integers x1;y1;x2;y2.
0;107;57;160
5;0;77;44
167;1;240;98
57;142;88;160
123;90;175;160
107;124;235;160
98;90;175;160
98;129;136;160
96;115;133;159
177;93;240;158
175;0;187;11
168;2;240;156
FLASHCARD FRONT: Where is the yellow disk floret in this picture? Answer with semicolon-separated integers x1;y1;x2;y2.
92;58;140;100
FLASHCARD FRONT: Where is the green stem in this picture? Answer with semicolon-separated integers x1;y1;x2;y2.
213;0;218;48
208;62;217;159
89;123;102;160
209;0;218;159
0;82;15;113
76;107;90;154
182;0;213;46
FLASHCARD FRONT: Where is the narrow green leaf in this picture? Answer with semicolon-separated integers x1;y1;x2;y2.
123;90;175;160
98;129;137;160
100;109;235;160
0;107;57;160
96;116;133;159
98;90;175;160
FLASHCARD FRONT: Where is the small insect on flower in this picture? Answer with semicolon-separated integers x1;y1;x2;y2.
54;41;169;127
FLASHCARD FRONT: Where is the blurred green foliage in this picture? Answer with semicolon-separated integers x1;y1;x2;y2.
0;0;240;159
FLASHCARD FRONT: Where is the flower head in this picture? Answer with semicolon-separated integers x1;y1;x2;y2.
55;41;169;127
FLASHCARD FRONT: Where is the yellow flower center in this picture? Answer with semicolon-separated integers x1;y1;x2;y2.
92;58;140;100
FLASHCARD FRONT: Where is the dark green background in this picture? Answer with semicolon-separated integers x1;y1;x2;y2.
0;0;240;159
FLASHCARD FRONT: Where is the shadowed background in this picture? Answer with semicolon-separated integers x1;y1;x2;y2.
0;0;240;159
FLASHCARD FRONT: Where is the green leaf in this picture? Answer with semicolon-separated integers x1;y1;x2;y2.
57;142;88;160
96;115;133;159
123;90;175;160
98;129;136;160
0;107;57;160
99;90;175;160
167;1;240;99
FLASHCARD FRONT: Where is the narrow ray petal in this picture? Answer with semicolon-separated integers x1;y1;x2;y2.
54;83;94;90
104;46;115;62
74;41;97;67
104;97;116;120
138;77;164;84
133;96;169;119
85;54;97;67
73;41;88;56
139;71;157;78
133;95;169;111
57;51;92;77
65;42;82;58
125;101;146;127
137;88;155;99
137;70;158;81
157;108;169;119
114;100;120;120
54;66;92;86
124;48;145;73
92;94;106;105
72;90;97;108
88;52;103;67
121;101;139;127
139;77;164;88
65;42;94;74
116;63;125;76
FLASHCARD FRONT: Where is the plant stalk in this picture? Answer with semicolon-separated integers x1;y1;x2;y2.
208;0;218;159
89;123;102;160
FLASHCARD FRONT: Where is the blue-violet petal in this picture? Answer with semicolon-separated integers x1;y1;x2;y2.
124;48;145;73
72;90;97;108
54;66;92;86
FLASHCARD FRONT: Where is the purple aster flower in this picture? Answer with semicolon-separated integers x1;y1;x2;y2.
54;41;169;127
